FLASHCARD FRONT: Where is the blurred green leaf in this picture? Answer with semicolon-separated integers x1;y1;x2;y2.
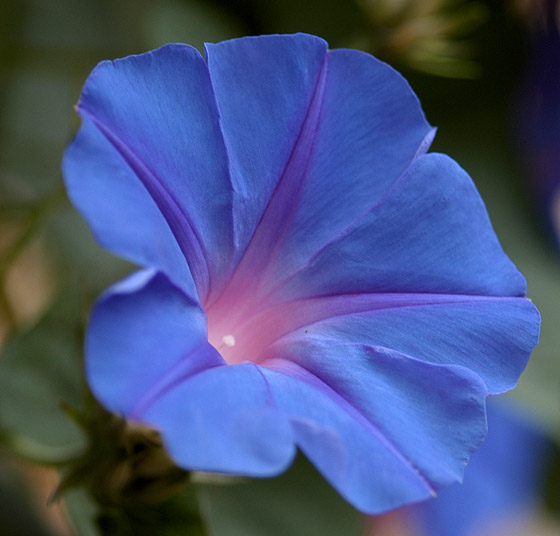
64;488;99;536
198;454;362;536
0;289;85;458
46;201;134;294
64;479;208;536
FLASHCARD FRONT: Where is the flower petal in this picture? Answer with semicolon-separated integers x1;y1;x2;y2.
68;44;234;300
259;48;434;291
206;36;433;300
251;293;538;394
86;270;224;416
411;401;552;536
273;153;527;300
260;339;488;514
65;34;541;517
63;120;197;298
141;363;296;476
205;34;328;269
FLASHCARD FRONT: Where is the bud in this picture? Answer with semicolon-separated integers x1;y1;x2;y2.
52;402;190;522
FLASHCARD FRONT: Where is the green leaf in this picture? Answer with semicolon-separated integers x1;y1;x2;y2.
46;202;134;293
64;488;99;536
0;289;85;460
198;454;362;536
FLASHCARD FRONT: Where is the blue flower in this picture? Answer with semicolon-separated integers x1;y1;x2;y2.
62;34;539;514
408;401;551;536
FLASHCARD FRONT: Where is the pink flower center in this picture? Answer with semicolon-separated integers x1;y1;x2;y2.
205;286;277;366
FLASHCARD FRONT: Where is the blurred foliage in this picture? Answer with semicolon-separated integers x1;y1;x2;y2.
355;0;489;78
0;289;85;457
1;0;560;534
0;453;59;536
197;454;361;536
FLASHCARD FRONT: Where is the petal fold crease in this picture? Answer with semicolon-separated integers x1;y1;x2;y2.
70;44;235;301
274;153;527;300
260;339;488;513
86;270;223;416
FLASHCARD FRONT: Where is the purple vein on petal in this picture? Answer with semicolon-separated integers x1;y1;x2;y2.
79;110;212;300
259;155;422;302
274;293;515;341
215;292;516;367
253;362;276;405
268;292;520;337
208;52;330;308
199;68;237;305
265;356;438;495
129;341;226;420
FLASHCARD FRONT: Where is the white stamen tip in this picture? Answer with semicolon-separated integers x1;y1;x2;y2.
222;334;236;347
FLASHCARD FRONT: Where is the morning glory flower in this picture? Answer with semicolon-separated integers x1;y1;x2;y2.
62;33;539;514
408;402;551;536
